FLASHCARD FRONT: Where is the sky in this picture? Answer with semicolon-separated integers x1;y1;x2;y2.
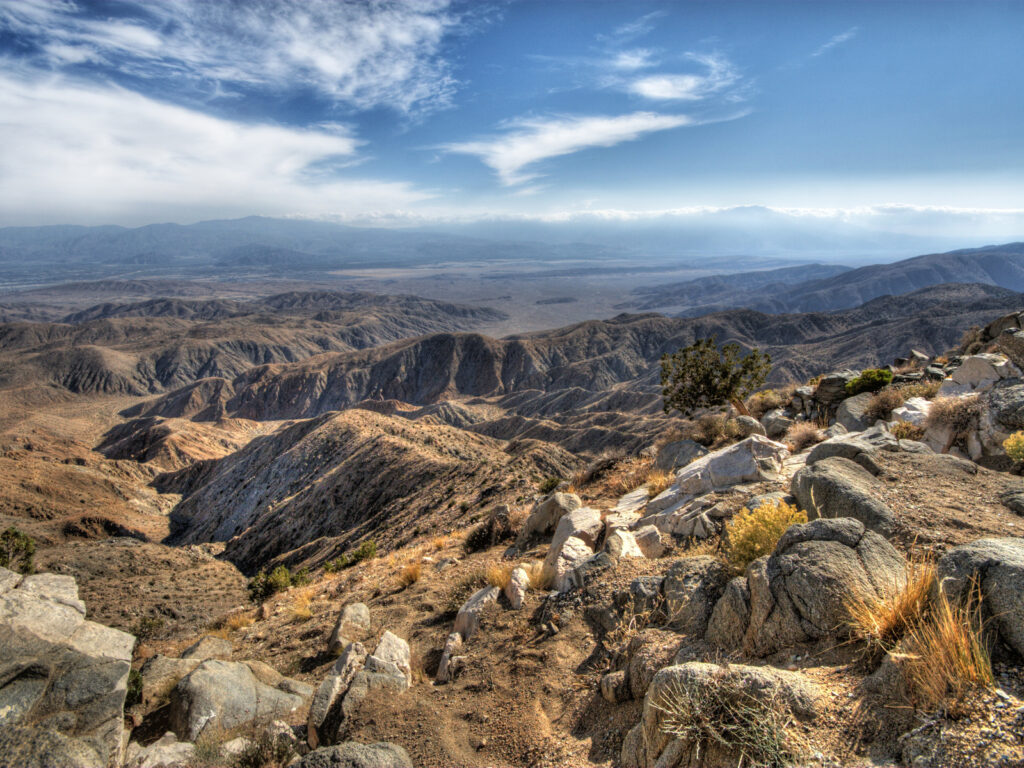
1;0;1024;244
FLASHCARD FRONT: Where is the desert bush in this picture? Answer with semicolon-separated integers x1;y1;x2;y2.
1003;431;1024;462
571;449;625;489
0;527;35;574
725;500;807;574
865;387;905;421
248;565;293;603
891;421;925;441
689;413;741;447
399;562;422;587
901;584;993;709
485;562;514;590
652;669;803;768
191;728;225;768
926;395;983;450
783;422;822;453
230;721;297;768
846;556;936;664
845;368;894;396
604;456;656;496
646;469;673;497
131;616;165;642
898;379;942;400
125;668;143;708
661;337;771;416
289;591;313;622
464;506;517;554
523;560;553;591
224;612;254;631
746;388;787;419
538;476;561;494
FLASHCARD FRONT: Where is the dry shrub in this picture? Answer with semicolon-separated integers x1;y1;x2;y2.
865;387;906;421
206;627;231;641
901;584;993;709
523;560;553;591
746;388;790;419
464;506;518;553
652;668;805;768
604;596;659;662
443;567;488;614
399;562;422;587
1004;430;1024;462
289;591;313;622
485;562;513;590
645;469;673;497
689;413;741;447
784;422;822;453
926;395;982;450
429;534;453;552
891;421;925;441
224;612;254;631
725;500;807;574
846;556;936;663
572;448;626;489
899;379;942;400
605;455;655;496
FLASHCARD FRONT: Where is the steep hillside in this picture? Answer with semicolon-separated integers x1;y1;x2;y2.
167;409;579;571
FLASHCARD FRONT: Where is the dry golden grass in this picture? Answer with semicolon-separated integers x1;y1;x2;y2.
926;395;983;449
898;379;942;400
224;612;254;631
901;585;993;709
398;562;422;587
725;500;807;574
289;591;313;622
523;560;553;590
428;534;452;552
745;387;795;419
846;556;935;660
645;469;673;497
485;562;513;590
891;420;926;441
784;421;822;453
206;627;231;641
508;506;529;533
605;455;656;496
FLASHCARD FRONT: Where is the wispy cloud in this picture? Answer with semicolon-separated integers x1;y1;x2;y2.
442;112;693;186
611;48;657;71
604;11;668;44
0;0;467;114
0;72;432;225
812;26;860;57
627;52;739;101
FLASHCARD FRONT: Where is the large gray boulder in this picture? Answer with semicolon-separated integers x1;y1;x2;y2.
180;634;232;661
168;659;307;741
936;537;1024;658
516;492;582;545
661;556;730;638
308;642;367;749
296;741;412;768
761;409;794;440
621;662;823;768
328;603;370;655
453;586;500;641
739;519;906;656
0;567;134;768
814;370;859;405
836;392;877;432
791;456;897;536
735;415;767;437
654;439;707;472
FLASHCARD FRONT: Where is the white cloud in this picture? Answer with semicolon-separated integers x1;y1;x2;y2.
611;48;657;71
812;27;860;57
0;73;432;225
442;112;693;186
0;0;465;114
628;53;738;101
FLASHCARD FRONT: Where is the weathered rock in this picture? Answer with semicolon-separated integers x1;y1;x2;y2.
600;670;629;703
735;415;767;437
604;509;641;534
705;576;751;650
632;525;665;559
435;632;463;684
124;732;195;768
371;631;412;686
605;529;645;560
296;741;413;768
505;566;529;610
835;392;877;432
308;642;367;749
180;634;232;661
340;657;409;724
138;655;202;711
805;434;880;471
791;456;896;536
516;492;582;545
621;662;823;768
0;567;134;768
761;409;795;440
950;353;1020;392
612;487;652;515
814;370;859;405
328;603;370;655
625;629;681;701
661;556;730;637
549;536;595;592
999;489;1024;516
742;518;906;656
454;586;500;641
621;576;664;615
548;506;603;555
653;439;707;472
168;659;307;742
996;328;1024;370
891;396;931;426
936;537;1024;658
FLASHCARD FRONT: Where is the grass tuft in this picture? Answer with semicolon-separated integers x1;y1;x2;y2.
784;422;822;453
523;560;553;591
398;562;422;588
485;562;514;590
846;555;934;663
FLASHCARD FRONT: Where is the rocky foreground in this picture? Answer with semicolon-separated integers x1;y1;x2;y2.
4;312;1024;767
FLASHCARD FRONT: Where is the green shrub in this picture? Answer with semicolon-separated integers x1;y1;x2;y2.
125;669;143;708
845;368;894;396
248;565;296;603
321;541;376;575
661;338;771;416
131;616;165;641
0;527;35;574
1005;431;1024;462
351;539;377;563
538;476;561;494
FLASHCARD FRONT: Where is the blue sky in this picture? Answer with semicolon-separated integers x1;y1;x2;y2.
1;0;1023;242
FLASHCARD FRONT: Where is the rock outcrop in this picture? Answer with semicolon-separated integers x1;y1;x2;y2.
791;456;896;536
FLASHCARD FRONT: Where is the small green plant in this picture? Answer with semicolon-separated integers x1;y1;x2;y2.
538;476;561;494
1004;431;1024;462
321;541;376;575
248;565;296;603
661;338;771;416
0;527;35;574
125;668;143;708
725;500;807;574
131;616;165;642
845;368;894;396
351;539;377;564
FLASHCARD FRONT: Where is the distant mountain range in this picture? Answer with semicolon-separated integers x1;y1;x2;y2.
621;242;1024;314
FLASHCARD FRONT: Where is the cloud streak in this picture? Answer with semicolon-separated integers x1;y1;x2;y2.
0;0;466;114
0;72;432;225
441;112;693;186
627;53;739;100
812;27;860;57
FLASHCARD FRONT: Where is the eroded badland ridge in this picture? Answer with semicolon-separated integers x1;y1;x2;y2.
4;242;1024;768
